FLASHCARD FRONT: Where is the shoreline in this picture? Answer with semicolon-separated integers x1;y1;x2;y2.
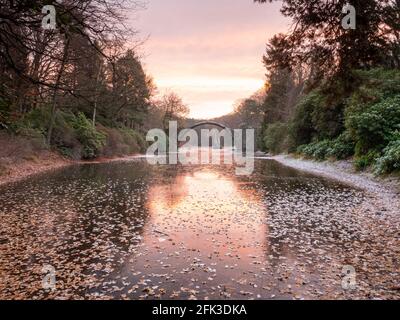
0;153;142;187
0;152;73;187
2;152;400;197
267;155;400;193
265;154;400;215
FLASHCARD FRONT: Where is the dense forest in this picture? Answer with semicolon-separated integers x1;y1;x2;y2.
0;0;188;168
1;0;400;176
253;0;400;174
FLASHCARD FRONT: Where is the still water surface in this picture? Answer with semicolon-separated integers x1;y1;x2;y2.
0;159;399;299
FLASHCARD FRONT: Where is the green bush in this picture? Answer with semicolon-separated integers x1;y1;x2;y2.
2;105;147;160
311;100;345;141
354;150;381;171
290;92;319;147
297;140;333;161
327;132;355;160
259;68;400;175
297;133;355;161
375;133;400;174
312;140;332;161
290;83;346;147
264;123;290;154
53;111;82;158
16;108;83;159
9;108;47;134
346;95;400;155
120;128;146;152
349;69;400;107
98;126;146;157
72;113;106;159
18;128;47;150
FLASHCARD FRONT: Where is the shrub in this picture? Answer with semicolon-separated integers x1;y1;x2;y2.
312;140;332;161
52;112;82;159
72;113;106;159
290;92;319;147
0;131;45;160
297;140;333;161
290;83;347;147
346;95;400;155
18;128;47;150
11;107;50;134
311;101;345;141
98;126;146;157
99;126;128;156
375;133;400;174
354;150;381;171
264;123;290;154
297;134;355;161
18;108;82;159
120;128;147;152
327;132;355;160
2;107;146;160
349;69;400;107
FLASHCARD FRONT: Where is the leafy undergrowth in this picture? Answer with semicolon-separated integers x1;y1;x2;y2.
283;69;400;176
3;108;146;161
0;110;147;183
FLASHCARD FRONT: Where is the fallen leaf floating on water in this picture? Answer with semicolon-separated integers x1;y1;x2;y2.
0;162;398;300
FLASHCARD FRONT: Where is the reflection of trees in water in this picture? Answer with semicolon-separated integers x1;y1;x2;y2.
0;161;164;298
49;163;153;247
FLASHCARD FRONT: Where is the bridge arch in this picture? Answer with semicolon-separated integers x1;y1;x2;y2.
189;121;229;130
178;121;231;148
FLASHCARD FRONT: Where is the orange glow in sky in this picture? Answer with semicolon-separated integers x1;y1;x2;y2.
134;0;288;119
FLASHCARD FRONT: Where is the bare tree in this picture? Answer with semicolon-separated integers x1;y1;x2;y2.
157;92;190;131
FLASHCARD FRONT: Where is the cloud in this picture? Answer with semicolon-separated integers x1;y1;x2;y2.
134;0;288;118
155;76;265;119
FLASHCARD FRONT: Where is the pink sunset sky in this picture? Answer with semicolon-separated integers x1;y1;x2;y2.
133;0;289;119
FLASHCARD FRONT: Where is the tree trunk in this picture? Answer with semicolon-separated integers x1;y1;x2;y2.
92;62;102;127
47;36;70;146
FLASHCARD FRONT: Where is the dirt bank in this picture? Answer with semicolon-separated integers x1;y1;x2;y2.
0;152;73;186
0;152;143;187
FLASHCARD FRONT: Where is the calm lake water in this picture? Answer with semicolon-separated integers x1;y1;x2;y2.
0;159;399;300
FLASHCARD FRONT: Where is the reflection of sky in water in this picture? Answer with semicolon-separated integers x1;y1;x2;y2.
0;160;398;300
145;169;267;259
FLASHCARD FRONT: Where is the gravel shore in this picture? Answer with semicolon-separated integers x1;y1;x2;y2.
269;155;400;193
267;155;400;216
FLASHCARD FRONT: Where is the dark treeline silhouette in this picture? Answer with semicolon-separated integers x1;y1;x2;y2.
0;1;188;162
254;0;400;174
1;0;400;174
